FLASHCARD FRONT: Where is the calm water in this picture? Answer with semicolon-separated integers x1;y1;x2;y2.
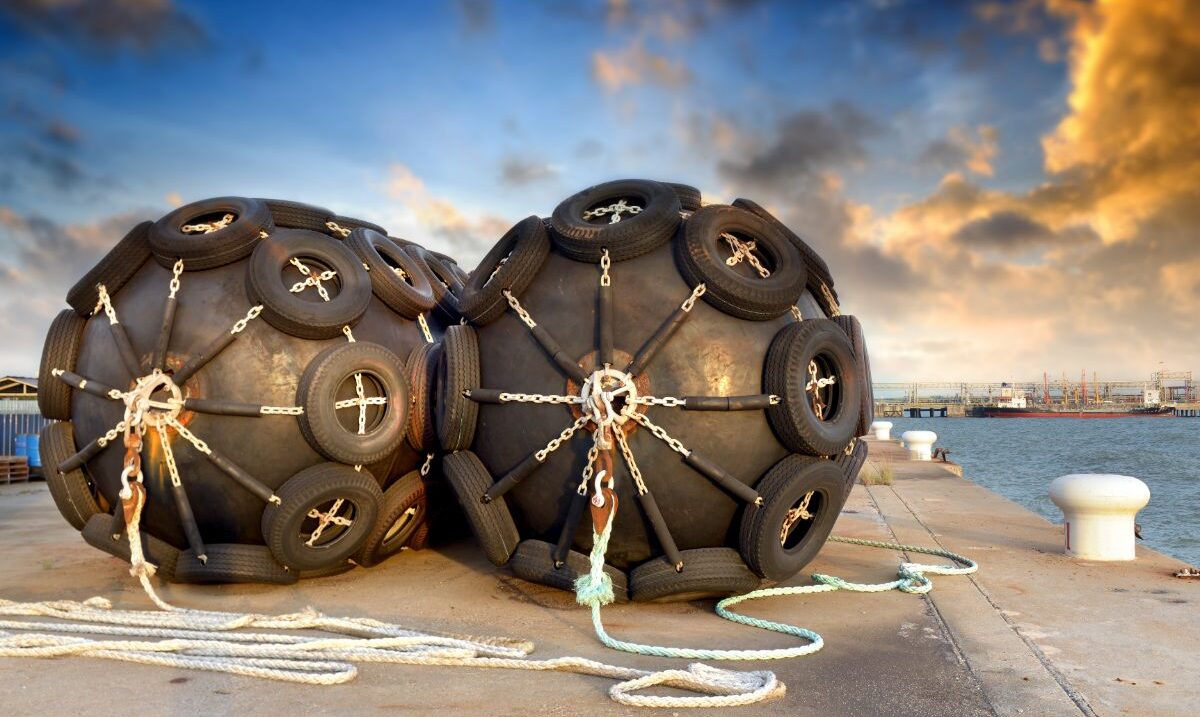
887;417;1200;567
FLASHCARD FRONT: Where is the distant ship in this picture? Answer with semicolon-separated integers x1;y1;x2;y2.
968;405;1175;418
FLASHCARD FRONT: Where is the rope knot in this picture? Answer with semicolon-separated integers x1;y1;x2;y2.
574;571;616;607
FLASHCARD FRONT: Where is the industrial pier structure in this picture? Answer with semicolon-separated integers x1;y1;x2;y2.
874;370;1197;417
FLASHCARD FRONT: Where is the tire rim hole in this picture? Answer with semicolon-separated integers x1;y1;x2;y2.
780;490;824;549
382;506;419;547
582;197;643;225
180;210;237;234
283;256;341;303
334;370;389;435
721;231;775;279
807;353;841;422
377;249;415;286
300;498;357;548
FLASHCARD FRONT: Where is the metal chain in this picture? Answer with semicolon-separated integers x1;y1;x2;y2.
95;284;119;325
631;395;686;407
577;439;601;495
417;313;434;344
260;406;305;416
805;360;837;420
599;249;611;287
820;283;841;316
613;428;648;495
168;260;184;299
583;199;641;224
535;414;590;463
230;305;263;335
181;214;233;234
627;411;690;456
490;392;582;405
289;258;336;302
844;437;857;456
343;325;356;342
680;283;706;312
779;491;815;545
155;424;183;488
325;221;351;238
790;306;803;322
420;452;434;477
305;499;353;547
96;418;130;448
502;289;537;329
721;233;771;278
167;417;211;456
333;373;388;435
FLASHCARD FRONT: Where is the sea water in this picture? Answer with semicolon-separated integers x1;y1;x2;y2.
886;417;1199;567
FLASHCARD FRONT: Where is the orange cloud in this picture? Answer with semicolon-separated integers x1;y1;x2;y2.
592;42;691;93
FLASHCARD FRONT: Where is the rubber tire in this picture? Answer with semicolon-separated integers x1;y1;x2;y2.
174;544;297;585
435;324;480;452
457;216;549;325
66;221;152;317
81;513;179;581
834;315;874;437
354;471;426;567
346;228;436;318
262;198;334;233
668;182;702;211
835;438;869;493
630;548;759;603
442;450;520;566
510;539;629;603
405;342;439;451
408;246;463;324
298;342;409;466
550;179;681;262
676;204;807;321
150;197;273;271
732;197;833;289
739;456;844;580
407;522;431;551
300;561;356;579
245;228;373;340
38;310;86;420
40;422;102;530
765;319;862;456
262;463;383;571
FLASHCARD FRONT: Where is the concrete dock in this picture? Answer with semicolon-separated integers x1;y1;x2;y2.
1;439;1194;716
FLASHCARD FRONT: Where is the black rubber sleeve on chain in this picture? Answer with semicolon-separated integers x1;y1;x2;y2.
625;305;689;377
598;283;614;367
152;296;177;372
465;388;506;404
554;491;589;567
59;435;106;473
172;330;238;385
182;399;263;417
530;325;588;383
483;453;543;503
683;394;775;411
637;489;684;570
108;322;143;379
683;451;761;505
55;370;119;400
169;478;207;560
204;449;276;504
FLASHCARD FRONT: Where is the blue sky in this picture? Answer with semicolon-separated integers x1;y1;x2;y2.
2;0;1197;381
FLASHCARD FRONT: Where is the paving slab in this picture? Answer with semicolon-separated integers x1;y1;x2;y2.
0;440;1193;717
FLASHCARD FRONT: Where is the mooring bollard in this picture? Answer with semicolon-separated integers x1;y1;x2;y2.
1048;474;1150;561
901;430;936;460
870;420;893;440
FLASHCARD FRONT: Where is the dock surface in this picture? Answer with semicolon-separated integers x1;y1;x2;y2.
1;440;1194;716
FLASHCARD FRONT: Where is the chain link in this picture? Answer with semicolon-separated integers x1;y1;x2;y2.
535;414;590;463
613;428;648;495
821;282;841;316
502;289;537;329
325;221;351;238
96;418;130;448
790;306;803;322
779;491;816;545
631;395;686;407
421;452;434;476
94;284;119;325
680;283;706;313
417;313;434;344
168;259;184;299
805;360;837;420
155;423;183;488
305;499;353;547
844;437;857;456
289;257;336;302
577;440;601;495
230;305;263;335
627;411;690;456
181;213;233;234
582;198;641;224
168;417;211;455
260;405;305;416
721;233;771;278
495;392;582;405
343;325;356;342
599;249;611;287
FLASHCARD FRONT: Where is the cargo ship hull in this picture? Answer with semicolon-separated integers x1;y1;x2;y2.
968;406;1175;418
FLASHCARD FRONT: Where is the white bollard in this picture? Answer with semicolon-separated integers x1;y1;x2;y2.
870;421;893;440
1048;474;1150;561
901;430;936;460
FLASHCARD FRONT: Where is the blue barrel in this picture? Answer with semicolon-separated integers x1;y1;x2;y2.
25;433;40;468
14;434;27;460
